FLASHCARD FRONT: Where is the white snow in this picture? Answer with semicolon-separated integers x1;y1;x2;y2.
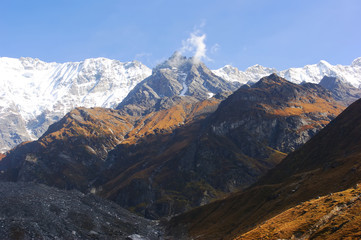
207;92;215;98
0;57;151;143
127;234;147;240
213;57;361;87
179;72;188;96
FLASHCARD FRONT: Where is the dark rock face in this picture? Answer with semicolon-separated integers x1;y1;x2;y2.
0;182;162;240
319;76;361;106
117;52;240;116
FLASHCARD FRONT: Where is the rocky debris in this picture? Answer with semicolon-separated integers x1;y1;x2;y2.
0;181;162;240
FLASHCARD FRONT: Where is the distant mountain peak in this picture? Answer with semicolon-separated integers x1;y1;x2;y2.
252;73;289;87
213;57;361;88
352;57;361;67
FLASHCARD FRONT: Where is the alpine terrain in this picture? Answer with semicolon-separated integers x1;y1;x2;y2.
0;69;344;219
0;53;360;239
0;57;151;152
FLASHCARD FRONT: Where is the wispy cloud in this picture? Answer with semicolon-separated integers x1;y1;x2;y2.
210;43;220;54
180;23;211;63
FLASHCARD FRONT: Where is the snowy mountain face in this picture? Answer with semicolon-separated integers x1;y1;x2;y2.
213;57;361;87
0;57;151;152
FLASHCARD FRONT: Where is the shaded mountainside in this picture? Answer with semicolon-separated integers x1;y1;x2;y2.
0;182;162;240
117;52;239;116
167;98;361;240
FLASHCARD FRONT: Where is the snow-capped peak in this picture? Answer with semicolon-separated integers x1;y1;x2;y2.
213;57;361;87
352;57;361;67
0;57;152;152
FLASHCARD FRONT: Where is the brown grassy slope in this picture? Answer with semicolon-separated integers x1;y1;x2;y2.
238;184;361;240
167;98;361;240
0;98;215;191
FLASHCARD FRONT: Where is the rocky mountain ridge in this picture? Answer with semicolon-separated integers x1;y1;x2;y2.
1;55;360;152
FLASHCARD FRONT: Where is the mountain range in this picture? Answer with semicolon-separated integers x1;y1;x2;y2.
1;53;361;239
0;55;360;152
0;57;151;152
213;57;361;87
0;70;344;219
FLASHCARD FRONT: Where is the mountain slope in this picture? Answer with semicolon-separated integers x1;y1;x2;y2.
167;97;361;240
238;184;361;239
0;57;151;152
94;74;343;219
0;74;344;220
213;57;361;87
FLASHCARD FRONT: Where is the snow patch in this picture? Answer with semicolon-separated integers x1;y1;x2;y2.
127;234;147;240
179;72;188;96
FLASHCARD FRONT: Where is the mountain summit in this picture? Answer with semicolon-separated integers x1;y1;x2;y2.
117;52;240;116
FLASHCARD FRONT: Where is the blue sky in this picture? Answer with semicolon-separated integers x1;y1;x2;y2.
1;0;360;70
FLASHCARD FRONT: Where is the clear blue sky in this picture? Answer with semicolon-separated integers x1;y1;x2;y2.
1;0;360;70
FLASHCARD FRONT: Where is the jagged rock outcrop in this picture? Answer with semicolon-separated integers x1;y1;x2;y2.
0;182;162;240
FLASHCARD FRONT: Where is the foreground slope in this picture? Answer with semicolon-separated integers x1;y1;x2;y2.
238;185;361;239
167;98;361;239
0;182;161;240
